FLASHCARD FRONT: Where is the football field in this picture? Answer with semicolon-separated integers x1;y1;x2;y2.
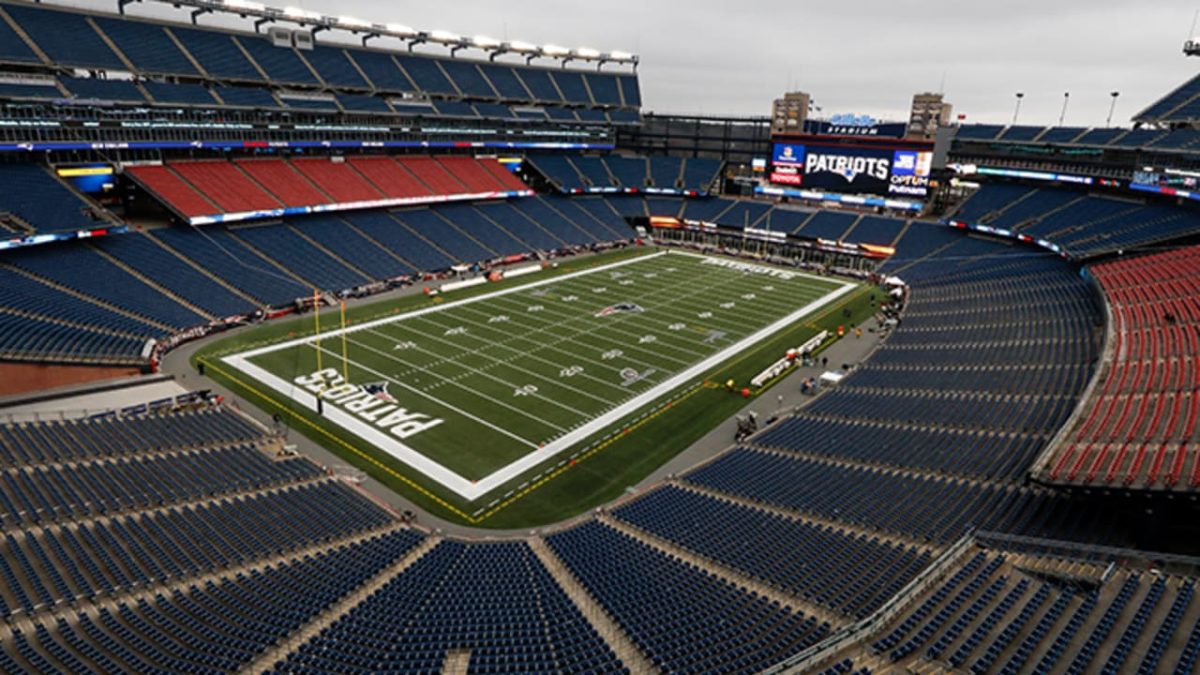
221;250;856;502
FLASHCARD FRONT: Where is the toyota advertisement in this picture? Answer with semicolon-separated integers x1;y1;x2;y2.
770;141;934;198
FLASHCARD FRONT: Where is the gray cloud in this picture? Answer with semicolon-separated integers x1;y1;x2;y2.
85;0;1200;126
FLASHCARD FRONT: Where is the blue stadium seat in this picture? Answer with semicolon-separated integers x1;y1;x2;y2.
302;45;370;89
0;7;40;63
548;521;829;674
438;59;496;98
478;63;532;100
4;3;123;69
171;26;263;81
61;78;144;102
349;50;416;92
585;72;622;105
235;36;319;85
229;223;372;292
92;16;198;75
94;234;256;318
214;85;281;108
151;227;310;305
395;54;457;95
142;81;216;106
339;210;455;272
274;540;625;674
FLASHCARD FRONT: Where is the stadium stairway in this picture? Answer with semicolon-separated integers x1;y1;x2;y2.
426;209;505;260
676;480;938;554
0;6;50;64
441;650;472;675
4;525;427;673
138;231;263;309
125;164;222;220
0;476;405;626
282;223;376;281
526;536;657;673
0;307;144;361
243;534;442;674
543;195;631;241
546;519;831;673
463;204;564;252
0;261;176;335
1035;243;1200;492
597;512;850;629
357;211;460;269
0;443;320;529
283;216;411;281
85;244;217;323
222;224;340;291
0;192;636;369
845;546;1200;675
334;213;434;272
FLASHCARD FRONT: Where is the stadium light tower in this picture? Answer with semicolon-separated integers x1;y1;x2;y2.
1107;91;1121;127
1012;92;1025;125
1187;10;1200;55
1058;92;1070;126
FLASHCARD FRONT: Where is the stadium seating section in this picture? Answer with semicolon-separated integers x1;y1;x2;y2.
642;196;908;247
3;201;1200;672
685;225;1163;546
0;1;641;124
7;5;1200;667
126;156;529;220
847;546;1200;674
949;182;1200;258
1036;244;1200;490
0;165;109;235
1136;73;1200;124
0;188;640;365
954;118;1200;153
528;154;723;194
1;402;1194;673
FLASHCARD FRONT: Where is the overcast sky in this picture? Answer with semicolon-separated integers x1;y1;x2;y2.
76;0;1200;125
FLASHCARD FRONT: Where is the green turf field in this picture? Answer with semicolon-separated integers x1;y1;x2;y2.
203;248;869;525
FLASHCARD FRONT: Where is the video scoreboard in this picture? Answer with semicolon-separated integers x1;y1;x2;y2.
769;133;936;199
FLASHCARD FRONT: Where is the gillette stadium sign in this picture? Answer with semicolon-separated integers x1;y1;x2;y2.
770;142;933;198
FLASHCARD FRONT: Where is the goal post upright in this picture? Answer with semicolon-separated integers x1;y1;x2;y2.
340;299;350;383
313;289;323;375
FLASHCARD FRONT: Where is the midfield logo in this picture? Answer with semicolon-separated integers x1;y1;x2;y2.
595;302;645;317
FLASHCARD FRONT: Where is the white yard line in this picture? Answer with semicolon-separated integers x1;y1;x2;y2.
344;335;573;431
462;281;858;499
398;310;641;396
224;345;538;498
533;263;822;334
366;260;715;374
357;299;669;390
222;251;859;501
361;324;609;414
484;294;706;364
228;250;669;360
542;258;832;330
481;264;789;362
